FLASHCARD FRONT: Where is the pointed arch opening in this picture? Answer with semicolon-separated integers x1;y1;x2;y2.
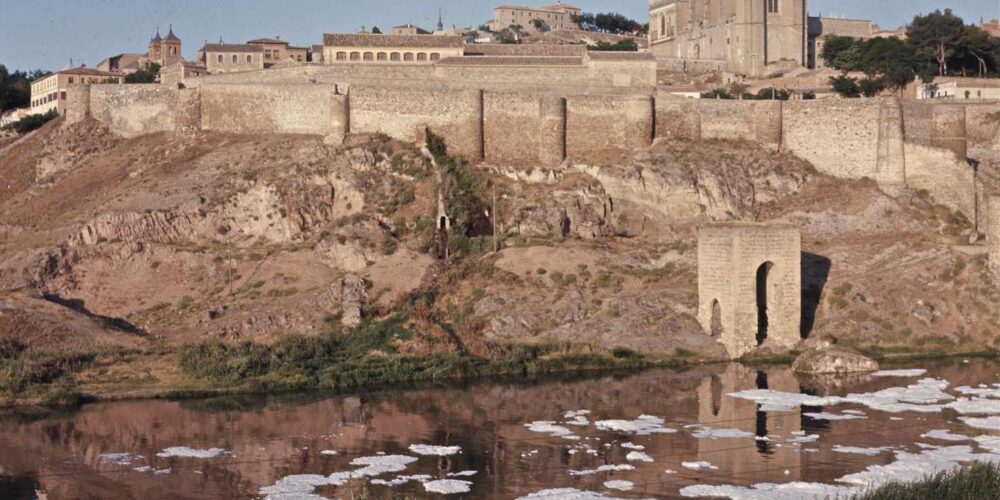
756;262;774;346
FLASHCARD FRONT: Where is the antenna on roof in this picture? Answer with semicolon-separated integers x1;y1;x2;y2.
438;8;444;31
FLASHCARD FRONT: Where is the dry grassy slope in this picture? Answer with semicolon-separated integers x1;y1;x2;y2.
0;119;996;358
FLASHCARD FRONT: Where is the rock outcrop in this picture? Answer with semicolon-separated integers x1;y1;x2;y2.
791;347;880;375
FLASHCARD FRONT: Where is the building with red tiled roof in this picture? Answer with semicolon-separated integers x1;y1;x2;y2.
29;66;119;116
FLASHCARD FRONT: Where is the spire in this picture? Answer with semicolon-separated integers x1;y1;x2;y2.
437;8;444;31
152;26;162;43
165;24;180;41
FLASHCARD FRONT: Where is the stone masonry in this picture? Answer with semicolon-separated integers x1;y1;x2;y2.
698;223;801;359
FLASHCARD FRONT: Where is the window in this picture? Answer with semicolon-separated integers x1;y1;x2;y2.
390;52;400;61
350;52;360;61
416;52;427;61
246;55;253;63
363;52;374;61
232;54;238;63
430;53;440;61
60;91;66;100
766;0;778;13
377;52;387;61
403;52;414;61
218;54;223;63
68;77;74;84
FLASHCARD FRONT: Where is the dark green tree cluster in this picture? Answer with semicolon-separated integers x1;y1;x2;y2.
908;9;1000;77
123;62;161;84
823;9;1000;97
589;39;639;52
821;36;932;96
1;109;59;134
571;12;646;35
0;64;50;112
700;87;800;100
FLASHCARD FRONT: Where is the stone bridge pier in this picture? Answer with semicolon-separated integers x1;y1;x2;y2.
697;223;801;359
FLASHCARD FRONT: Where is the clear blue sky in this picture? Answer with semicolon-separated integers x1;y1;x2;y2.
1;0;998;72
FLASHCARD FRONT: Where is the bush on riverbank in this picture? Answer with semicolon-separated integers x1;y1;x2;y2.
0;339;100;404
855;462;1000;500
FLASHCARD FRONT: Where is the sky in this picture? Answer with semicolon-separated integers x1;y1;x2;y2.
1;0;998;72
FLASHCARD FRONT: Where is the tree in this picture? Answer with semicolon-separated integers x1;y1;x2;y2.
573;12;645;34
858;77;887;97
0;65;46;113
907;9;967;76
531;18;550;32
590;39;638;51
371;26;382;34
953;25;996;77
830;75;861;98
124;62;161;84
820;35;860;71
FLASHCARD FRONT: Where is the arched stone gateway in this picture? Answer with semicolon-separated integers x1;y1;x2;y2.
697;223;801;359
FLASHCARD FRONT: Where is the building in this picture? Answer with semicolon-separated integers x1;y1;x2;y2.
198;44;265;73
29;67;118;116
916;78;1000;101
488;2;582;31
147;26;183;67
0;108;30;127
322;34;465;63
96;53;147;75
391;24;431;36
649;0;808;77
159;62;207;85
247;38;309;67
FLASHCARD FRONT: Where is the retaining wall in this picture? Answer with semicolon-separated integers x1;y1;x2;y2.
200;84;341;135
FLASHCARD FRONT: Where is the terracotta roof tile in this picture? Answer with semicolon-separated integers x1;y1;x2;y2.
202;43;265;53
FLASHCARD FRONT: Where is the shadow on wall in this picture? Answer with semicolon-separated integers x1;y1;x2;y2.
800;252;831;339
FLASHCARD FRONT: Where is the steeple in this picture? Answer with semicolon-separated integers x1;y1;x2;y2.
437;9;444;31
165;24;180;41
151;27;162;43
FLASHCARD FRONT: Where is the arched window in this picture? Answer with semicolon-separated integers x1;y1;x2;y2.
403;52;414;61
217;54;223;63
232;54;238;63
429;53;440;61
416;53;427;61
390;52;401;61
350;52;360;61
246;54;253;63
336;51;347;61
377;52;387;61
363;52;374;61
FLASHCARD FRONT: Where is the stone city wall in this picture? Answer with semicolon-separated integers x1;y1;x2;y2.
566;94;653;160
84;84;200;137
200;84;342;136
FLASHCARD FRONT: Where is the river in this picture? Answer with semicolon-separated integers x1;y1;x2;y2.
0;358;997;499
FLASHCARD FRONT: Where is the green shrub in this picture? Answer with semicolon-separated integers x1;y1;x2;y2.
854;462;1000;500
5;109;58;134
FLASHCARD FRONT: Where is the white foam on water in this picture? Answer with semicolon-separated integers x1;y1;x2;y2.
526;421;579;439
595;415;677;435
975;435;1000;453
803;411;866;421
621;442;645;450
260;454;418;499
517;488;625;499
132;465;171;475
603;480;634;491
664;469;677;474
680;481;855;499
843;409;867;415
448;470;477;477
423;479;473;494
730;378;954;413
156;447;230;459
681;461;718;470
787;433;819;444
873;369;927;377
408;444;462;456
564;410;591;426
626;451;654;462
100;453;140;465
569;464;635;476
832;445;892;456
690;426;755;439
954;384;1000;398
960;416;1000;430
946;397;1000;415
370;474;432;486
838;445;1000;487
921;429;972;442
319;450;338;456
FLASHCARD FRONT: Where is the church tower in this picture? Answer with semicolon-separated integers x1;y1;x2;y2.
148;28;163;64
161;25;182;66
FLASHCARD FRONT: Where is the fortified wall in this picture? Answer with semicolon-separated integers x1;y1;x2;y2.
67;74;997;224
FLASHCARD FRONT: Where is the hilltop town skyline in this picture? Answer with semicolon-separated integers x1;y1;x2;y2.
1;0;997;72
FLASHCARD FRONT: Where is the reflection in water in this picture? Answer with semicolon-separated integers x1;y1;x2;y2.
0;358;995;499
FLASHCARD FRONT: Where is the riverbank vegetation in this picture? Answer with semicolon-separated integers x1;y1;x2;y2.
855;463;1000;500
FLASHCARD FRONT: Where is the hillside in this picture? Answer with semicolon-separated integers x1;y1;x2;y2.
0;118;997;403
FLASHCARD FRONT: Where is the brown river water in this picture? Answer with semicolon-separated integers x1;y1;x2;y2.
0;358;997;499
